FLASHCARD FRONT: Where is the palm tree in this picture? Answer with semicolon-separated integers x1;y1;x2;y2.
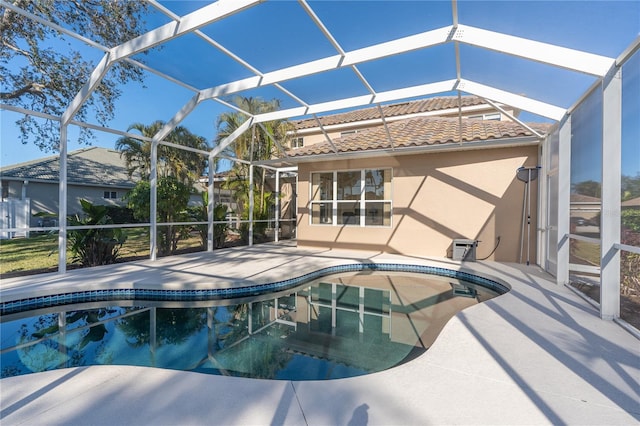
115;122;159;179
117;121;211;255
215;97;290;223
215;97;284;162
116;121;210;184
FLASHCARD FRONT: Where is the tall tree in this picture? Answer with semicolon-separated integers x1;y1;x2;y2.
116;121;210;184
1;0;150;151
215;97;290;222
117;121;210;255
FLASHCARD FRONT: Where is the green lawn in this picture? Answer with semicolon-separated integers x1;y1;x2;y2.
570;239;600;266
0;228;203;276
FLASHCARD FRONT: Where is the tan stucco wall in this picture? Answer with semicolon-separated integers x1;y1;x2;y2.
296;145;539;262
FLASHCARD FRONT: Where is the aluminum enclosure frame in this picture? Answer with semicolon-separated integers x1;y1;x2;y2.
1;0;637;328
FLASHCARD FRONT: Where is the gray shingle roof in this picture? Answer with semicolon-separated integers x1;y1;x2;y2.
0;147;135;187
287;116;551;158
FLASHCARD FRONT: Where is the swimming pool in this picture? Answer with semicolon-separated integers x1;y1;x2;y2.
1;266;507;381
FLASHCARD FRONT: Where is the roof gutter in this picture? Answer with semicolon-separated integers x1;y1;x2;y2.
258;134;543;166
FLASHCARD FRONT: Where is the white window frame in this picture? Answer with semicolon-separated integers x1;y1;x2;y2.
291;137;304;149
468;112;501;121
309;168;393;227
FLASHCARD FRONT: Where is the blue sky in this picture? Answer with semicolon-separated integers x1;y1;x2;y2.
1;0;639;176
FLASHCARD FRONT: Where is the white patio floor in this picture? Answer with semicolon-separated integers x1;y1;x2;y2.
1;242;638;425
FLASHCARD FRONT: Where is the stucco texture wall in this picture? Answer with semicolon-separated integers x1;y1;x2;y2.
296;145;538;263
21;182;127;227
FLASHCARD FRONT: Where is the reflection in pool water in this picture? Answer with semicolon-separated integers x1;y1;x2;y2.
1;272;501;380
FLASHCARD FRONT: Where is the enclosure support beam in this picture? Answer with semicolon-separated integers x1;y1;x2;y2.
600;66;622;320
61;53;112;126
255;80;458;123
452;24;613;77
199;25;452;100
110;0;260;61
275;170;280;243
208;153;215;252
249;164;254;247
57;125;68;274
457;79;566;121
210;118;254;158
150;141;158;261
556;116;571;286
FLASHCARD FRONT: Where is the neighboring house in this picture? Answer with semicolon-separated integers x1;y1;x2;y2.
277;96;549;263
0;146;205;235
622;196;640;209
1;147;135;232
289;96;519;150
570;193;601;233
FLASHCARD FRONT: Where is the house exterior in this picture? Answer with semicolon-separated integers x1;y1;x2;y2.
0;147;212;234
1;147;136;231
569;193;601;235
281;96;549;263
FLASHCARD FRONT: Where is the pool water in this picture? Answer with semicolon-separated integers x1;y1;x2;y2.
0;272;501;380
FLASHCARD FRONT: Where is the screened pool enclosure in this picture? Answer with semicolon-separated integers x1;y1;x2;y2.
1;1;639;328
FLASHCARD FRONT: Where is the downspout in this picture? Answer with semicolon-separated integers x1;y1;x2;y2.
21;180;28;200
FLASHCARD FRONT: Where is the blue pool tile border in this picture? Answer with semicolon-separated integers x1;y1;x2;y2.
1;263;509;315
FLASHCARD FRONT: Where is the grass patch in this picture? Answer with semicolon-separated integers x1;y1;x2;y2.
570;239;600;266
0;227;204;277
0;233;60;274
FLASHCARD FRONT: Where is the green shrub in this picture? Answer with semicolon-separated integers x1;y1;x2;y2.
622;208;640;233
187;191;229;249
67;199;127;266
124;176;191;256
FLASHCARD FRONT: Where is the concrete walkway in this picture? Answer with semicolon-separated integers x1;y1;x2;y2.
1;242;639;425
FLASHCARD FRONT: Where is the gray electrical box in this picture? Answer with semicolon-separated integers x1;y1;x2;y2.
452;239;477;261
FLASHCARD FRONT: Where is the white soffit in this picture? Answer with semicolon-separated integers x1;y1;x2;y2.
453;24;614;77
457;79;566;121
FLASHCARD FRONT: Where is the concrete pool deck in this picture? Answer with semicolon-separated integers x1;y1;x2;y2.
1;242;638;425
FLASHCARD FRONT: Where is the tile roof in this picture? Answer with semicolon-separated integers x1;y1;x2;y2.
0;147;135;187
293;96;488;130
570;194;602;203
286;116;551;158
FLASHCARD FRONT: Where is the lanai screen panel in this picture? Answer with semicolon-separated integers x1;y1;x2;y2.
1;0;639;165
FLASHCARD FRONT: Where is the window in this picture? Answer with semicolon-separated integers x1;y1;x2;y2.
468;113;501;121
291;137;304;148
310;169;392;226
103;191;117;199
340;130;360;137
311;172;333;224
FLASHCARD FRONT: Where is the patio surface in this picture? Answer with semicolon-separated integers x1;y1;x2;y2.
1;241;638;425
